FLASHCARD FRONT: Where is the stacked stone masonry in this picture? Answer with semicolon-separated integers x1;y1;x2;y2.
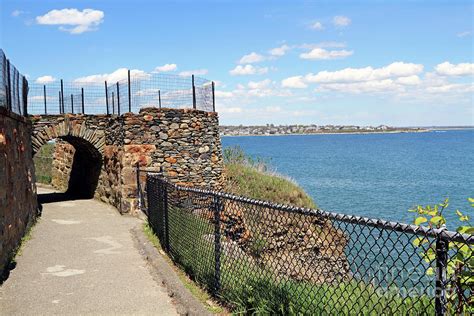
0;107;38;274
31;108;224;215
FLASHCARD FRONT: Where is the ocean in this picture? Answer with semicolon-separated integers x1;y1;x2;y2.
222;129;474;228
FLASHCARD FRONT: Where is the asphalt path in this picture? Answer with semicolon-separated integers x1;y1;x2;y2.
0;187;178;315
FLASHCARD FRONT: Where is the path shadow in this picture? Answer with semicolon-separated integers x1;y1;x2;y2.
37;192;91;204
0;261;16;285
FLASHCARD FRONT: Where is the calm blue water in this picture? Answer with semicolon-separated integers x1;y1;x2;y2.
222;130;474;228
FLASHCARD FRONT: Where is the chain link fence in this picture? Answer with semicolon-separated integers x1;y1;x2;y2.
0;49;28;116
143;173;473;315
28;71;215;115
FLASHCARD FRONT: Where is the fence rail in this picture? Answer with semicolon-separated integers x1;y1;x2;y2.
28;71;216;115
142;172;473;315
0;49;28;116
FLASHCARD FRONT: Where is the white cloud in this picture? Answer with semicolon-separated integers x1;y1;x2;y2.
306;62;424;83
457;31;471;38
215;91;234;98
316;79;403;94
310;21;324;30
281;76;307;89
178;69;208;76
300;42;347;49
74;68;149;84
35;75;56;84
396;75;421;85
248;79;271;89
300;48;353;60
269;45;290;57
426;83;474;94
265;106;281;113
229;65;268;76
36;8;104;34
154;63;177;72
219;107;243;113
435;62;474;76
239;52;266;64
12;10;25;17
333;15;351;27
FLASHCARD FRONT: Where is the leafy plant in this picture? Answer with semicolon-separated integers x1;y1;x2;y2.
410;198;473;314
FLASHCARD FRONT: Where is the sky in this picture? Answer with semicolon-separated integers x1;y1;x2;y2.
1;0;473;126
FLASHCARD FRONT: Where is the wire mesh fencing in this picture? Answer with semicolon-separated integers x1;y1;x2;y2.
0;49;28;116
28;71;216;115
144;174;473;315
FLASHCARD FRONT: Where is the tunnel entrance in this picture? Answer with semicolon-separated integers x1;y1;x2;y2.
62;136;103;198
34;136;103;202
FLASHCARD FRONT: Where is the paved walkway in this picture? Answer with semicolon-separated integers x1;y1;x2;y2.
0;187;178;315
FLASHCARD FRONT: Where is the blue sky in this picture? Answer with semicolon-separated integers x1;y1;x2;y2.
1;0;473;126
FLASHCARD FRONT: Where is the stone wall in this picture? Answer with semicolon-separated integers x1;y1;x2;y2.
31;108;224;215
51;140;75;191
0;107;38;274
121;108;224;213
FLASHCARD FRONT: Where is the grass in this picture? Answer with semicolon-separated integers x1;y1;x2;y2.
223;146;316;208
33;143;55;184
14;217;38;257
142;223;224;314
150;207;436;315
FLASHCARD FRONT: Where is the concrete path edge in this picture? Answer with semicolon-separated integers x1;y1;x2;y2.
131;225;212;316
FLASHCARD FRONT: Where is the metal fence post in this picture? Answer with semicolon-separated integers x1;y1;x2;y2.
58;91;61;113
22;76;28;116
158;90;161;109
16;70;20;113
81;88;85;114
43;85;47;114
70;94;74;114
112;92;115;115
6;59;11;110
435;234;448;316
213;196;222;294
127;69;132;113
105;81;109;115
136;162;141;211
212;81;215;112
116;82;121;116
60;79;64;114
163;184;170;252
192;74;196;109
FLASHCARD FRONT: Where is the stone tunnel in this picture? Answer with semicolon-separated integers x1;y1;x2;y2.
30;108;224;214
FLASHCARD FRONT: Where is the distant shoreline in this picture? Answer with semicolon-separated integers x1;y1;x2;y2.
220;129;431;137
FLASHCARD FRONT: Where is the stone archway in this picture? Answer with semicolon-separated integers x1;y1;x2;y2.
32;117;106;198
31;117;105;156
